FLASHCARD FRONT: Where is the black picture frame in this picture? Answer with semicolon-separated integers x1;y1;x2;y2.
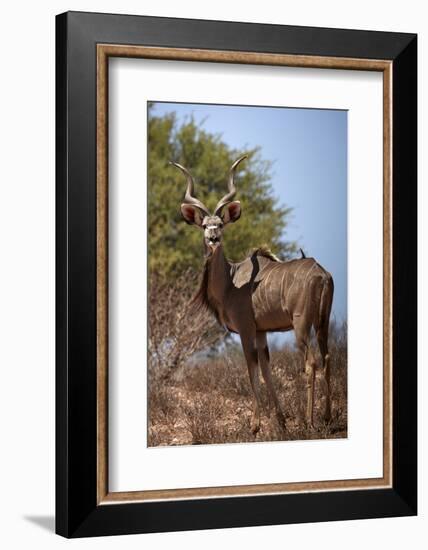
56;11;417;538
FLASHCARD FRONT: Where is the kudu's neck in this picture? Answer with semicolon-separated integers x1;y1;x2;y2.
206;244;232;302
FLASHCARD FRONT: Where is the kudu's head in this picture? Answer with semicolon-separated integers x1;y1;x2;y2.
170;155;247;254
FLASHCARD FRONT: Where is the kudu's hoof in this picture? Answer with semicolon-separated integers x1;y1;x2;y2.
323;413;332;424
304;419;315;430
276;410;287;429
251;421;260;435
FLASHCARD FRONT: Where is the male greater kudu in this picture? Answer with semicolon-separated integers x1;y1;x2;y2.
171;155;334;433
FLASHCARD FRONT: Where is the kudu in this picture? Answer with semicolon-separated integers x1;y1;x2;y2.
171;155;334;434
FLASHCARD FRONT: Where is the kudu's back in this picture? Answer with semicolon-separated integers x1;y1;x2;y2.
231;251;334;334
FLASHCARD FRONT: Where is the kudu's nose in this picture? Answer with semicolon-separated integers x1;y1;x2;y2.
206;228;218;240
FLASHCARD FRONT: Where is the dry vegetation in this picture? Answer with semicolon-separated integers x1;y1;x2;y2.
148;273;347;447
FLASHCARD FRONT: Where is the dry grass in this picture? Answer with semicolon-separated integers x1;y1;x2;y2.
148;323;347;446
148;269;226;382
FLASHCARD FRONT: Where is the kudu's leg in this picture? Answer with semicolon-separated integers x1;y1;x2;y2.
240;330;261;434
294;317;316;429
317;327;331;422
256;332;286;428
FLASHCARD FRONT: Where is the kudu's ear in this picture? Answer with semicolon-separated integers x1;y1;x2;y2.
222;201;241;224
180;203;204;226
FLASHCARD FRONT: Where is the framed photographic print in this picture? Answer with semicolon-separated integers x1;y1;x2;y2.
56;11;417;538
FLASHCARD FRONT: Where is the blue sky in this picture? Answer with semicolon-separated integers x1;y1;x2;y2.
152;102;347;326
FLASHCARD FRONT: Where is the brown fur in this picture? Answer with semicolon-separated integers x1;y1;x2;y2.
192;257;224;327
193;257;211;312
193;246;279;321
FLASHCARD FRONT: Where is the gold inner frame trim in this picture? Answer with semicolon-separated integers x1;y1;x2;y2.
96;44;393;505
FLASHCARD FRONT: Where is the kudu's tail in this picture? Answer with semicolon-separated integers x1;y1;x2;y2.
318;274;334;334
